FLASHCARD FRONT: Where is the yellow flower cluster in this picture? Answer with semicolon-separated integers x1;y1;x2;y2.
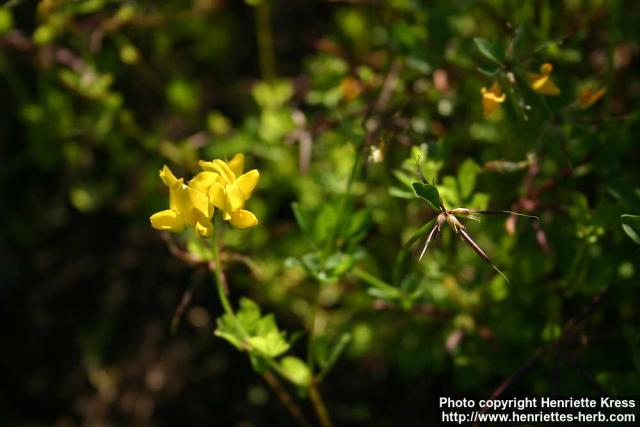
480;63;561;118
150;154;259;237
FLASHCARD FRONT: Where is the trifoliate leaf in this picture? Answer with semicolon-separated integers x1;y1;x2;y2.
412;182;441;211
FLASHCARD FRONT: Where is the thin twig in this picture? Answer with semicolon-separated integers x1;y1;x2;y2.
171;280;198;333
473;286;611;427
560;349;607;394
262;372;312;427
309;381;333;427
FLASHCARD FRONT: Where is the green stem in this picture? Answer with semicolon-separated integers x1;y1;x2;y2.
255;0;276;81
392;216;437;286
309;381;333;427
325;147;364;254
210;214;294;384
352;267;399;295
306;283;320;371
211;215;237;322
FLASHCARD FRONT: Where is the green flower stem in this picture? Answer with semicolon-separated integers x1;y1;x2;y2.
211;216;332;427
210;214;288;379
211;214;240;325
309;381;333;427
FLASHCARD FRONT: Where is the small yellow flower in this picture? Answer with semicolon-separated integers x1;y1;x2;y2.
577;85;607;109
480;81;506;117
199;153;260;229
150;165;214;237
528;63;560;96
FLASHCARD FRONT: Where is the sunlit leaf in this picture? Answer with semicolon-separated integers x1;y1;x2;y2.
412;182;441;211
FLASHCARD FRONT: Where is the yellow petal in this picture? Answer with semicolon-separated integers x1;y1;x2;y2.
528;72;546;90
198;160;216;171
188;186;213;219
236;169;259;200
225;183;245;212
481;82;505;118
159;165;178;187
228;209;258;229
528;64;560;96
208;182;226;210
209;159;236;184
150;209;185;232
189;171;219;195
169;180;191;214
535;78;560;96
578;87;606;109
227;153;245;177
482;96;500;117
194;214;214;237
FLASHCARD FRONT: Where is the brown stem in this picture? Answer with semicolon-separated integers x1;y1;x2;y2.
309;381;333;427
262;372;312;427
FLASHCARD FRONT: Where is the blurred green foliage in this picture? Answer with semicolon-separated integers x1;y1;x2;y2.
1;0;639;426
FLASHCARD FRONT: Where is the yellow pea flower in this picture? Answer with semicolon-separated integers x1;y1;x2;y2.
480;81;506;117
528;63;560;96
198;154;260;229
150;165;214;237
577;85;607;109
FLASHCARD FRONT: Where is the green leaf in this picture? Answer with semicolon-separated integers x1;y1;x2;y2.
323;333;352;372
622;214;640;225
473;37;503;65
344;209;371;242
258;108;295;143
292;202;313;237
314;333;352;380
327;252;356;280
215;298;291;358
367;287;400;300
236;298;262;330
247;331;290;358
389;187;417;199
166;78;199;113
476;66;499;77
313;335;330;367
249;353;270;373
252;80;294;110
621;214;640;245
215;315;244;350
458;159;479;200
412;182;441;211
313;204;339;244
469;192;490;211
299;252;323;280
279;356;311;387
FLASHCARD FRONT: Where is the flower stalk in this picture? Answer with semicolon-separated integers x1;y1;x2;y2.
309;380;333;427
